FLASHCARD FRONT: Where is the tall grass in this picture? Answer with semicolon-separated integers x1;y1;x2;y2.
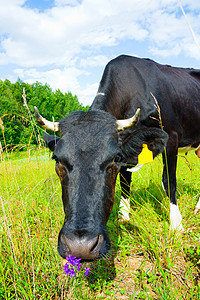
0;147;200;299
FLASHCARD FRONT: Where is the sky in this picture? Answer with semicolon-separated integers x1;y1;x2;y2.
0;0;200;106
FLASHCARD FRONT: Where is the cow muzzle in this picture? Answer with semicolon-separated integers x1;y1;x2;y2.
60;234;104;260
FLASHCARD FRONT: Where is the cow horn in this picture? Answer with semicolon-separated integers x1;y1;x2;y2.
116;108;140;131
34;106;59;132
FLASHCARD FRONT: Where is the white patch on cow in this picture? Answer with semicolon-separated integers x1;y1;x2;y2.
96;92;105;96
170;203;184;231
119;196;130;221
194;197;200;214
127;164;143;173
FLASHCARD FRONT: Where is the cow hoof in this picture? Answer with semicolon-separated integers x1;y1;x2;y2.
169;221;184;232
169;227;185;235
170;203;184;232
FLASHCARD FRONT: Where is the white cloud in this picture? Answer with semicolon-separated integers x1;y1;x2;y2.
183;38;200;60
14;66;86;90
0;0;178;67
0;2;196;62
148;8;200;60
180;0;200;10
78;82;99;106
79;55;109;68
54;0;80;6
13;65;94;105
0;0;200;105
150;44;182;58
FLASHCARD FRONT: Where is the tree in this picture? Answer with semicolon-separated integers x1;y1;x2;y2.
0;79;89;150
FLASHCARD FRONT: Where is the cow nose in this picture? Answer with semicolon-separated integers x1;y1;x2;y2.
60;233;104;260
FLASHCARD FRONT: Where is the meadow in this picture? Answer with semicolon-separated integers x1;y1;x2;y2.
0;147;199;299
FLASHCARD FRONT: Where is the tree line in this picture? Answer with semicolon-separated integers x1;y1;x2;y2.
0;79;89;151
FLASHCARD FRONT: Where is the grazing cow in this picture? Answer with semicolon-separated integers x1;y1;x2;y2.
35;55;200;260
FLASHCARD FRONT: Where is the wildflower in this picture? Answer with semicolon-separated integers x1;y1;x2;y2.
84;266;91;276
66;254;81;268
64;254;90;277
64;263;76;277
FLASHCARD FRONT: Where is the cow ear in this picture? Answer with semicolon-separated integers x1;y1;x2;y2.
119;127;168;164
43;132;60;151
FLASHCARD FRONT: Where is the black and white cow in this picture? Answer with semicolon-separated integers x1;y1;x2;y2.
35;55;200;260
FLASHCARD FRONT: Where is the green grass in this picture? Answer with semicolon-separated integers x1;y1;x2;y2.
0;149;200;299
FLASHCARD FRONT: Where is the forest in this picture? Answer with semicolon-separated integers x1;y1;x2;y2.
0;79;89;151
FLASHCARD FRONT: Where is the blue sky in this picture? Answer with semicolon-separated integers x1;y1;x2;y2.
0;0;200;105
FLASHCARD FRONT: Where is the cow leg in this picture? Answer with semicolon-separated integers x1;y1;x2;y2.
119;166;132;221
162;133;183;231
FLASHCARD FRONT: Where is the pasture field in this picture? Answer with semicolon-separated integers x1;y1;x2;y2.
0;148;200;299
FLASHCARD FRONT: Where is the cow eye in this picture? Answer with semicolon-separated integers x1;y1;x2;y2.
52;155;73;172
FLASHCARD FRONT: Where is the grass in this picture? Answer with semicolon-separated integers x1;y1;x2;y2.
0;148;200;299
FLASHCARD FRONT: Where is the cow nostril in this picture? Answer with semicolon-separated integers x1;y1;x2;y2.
90;234;104;254
90;237;99;252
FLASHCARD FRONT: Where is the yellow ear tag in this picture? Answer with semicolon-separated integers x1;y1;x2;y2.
138;144;153;165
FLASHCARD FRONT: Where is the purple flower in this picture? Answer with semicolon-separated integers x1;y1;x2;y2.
64;262;76;277
84;266;90;276
77;263;81;272
69;269;76;277
64;254;90;277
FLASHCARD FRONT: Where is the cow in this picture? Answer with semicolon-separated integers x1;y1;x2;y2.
34;55;200;260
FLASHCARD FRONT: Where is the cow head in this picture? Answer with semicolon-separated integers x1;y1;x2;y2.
35;107;168;260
